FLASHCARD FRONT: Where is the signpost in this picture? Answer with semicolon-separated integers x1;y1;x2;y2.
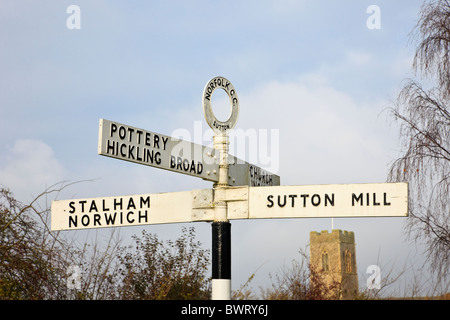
98;119;280;187
51;76;408;300
247;182;408;219
51;189;214;231
98;118;218;182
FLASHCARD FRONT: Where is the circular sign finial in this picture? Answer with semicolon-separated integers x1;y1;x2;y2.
202;76;239;133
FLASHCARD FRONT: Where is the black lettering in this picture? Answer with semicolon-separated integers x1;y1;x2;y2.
128;145;135;159
89;200;98;212
267;195;274;208
136;130;143;144
140;196;150;208
101;199;109;212
127;127;134;142
114;198;123;210
311;194;321;206
288;194;297;207
161;137;168;150
177;157;182;170
183;159;189;171
104;212;116;225
79;200;87;213
110;123;117;137
139;210;148;223
373;193;380;206
145;132;151;146
197;162;203;174
300;194;309;207
93;214;101;226
119;126;126;140
153;135;160;149
69;201;75;213
145;148;156;164
81;215;90;227
69;215;77;228
155;152;161;165
136;146;142;161
383;193;391;206
190;160;196;173
107;139;115;155
278;195;286;207
127;211;135;223
325;194;335;206
352;193;363;206
127;198;136;210
120;143;127;157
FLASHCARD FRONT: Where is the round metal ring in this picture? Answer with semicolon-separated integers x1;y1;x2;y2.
202;76;239;133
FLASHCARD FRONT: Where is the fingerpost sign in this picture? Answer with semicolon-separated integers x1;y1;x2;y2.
51;76;408;301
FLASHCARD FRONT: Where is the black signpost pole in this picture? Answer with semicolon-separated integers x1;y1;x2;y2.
212;221;231;290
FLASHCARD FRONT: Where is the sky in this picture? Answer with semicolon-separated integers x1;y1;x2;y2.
0;0;439;297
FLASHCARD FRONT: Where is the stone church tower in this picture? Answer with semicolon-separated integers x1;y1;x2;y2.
310;230;359;299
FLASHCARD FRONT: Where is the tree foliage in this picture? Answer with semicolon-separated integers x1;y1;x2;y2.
116;227;210;300
0;186;210;300
259;248;341;300
388;0;450;278
0;187;70;299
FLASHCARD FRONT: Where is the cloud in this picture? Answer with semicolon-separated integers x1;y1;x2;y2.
346;51;373;66
232;76;395;184
0;139;66;201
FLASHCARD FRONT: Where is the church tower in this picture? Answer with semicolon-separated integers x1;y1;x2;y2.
310;230;359;299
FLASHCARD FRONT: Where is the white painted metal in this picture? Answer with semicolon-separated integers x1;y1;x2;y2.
247;182;408;219
211;279;231;300
205;77;236;300
212;132;229;223
98;119;220;182
51;189;213;231
228;156;280;187
98;119;279;187
214;132;230;189
221;186;249;220
202;76;239;134
51;182;408;231
202;76;280;187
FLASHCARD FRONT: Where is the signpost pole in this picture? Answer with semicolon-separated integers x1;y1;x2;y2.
211;132;232;300
203;76;239;300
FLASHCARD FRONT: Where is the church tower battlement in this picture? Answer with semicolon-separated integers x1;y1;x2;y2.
310;229;355;244
310;229;359;299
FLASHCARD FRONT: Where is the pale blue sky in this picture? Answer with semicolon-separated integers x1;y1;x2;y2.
1;1;438;296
